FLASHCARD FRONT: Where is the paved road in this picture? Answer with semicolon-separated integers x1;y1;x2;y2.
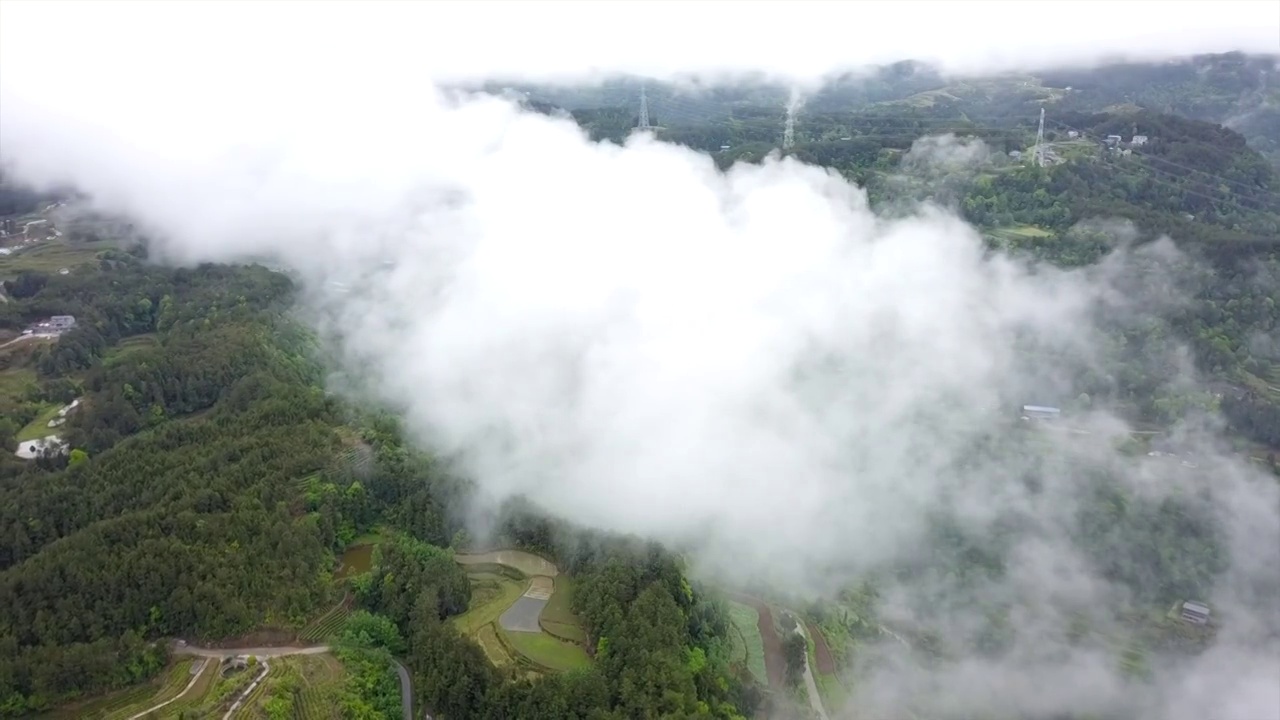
173;643;331;658
392;659;413;720
789;616;830;720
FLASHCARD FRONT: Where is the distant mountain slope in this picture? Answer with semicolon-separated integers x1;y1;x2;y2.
492;53;1280;164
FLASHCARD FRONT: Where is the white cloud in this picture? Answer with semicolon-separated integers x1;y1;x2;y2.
1;5;1278;718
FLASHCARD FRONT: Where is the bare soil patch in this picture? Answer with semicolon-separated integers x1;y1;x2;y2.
807;620;836;674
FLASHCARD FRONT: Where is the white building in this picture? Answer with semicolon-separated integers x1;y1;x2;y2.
49;315;76;330
16;436;67;460
1131;135;1149;146
1180;600;1210;625
1067;131;1079;139
1021;405;1061;421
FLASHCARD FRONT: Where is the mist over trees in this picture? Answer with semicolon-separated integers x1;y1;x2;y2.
0;38;1277;720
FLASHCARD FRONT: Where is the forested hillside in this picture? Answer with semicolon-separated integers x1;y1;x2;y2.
515;52;1280;165
0;255;750;718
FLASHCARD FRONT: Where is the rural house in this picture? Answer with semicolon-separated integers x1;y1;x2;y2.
1021;405;1061;421
1180;600;1210;625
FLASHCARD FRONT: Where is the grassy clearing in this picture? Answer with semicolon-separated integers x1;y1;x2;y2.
728;601;767;685
540;575;587;643
0;239;117;278
16;403;63;442
452;575;528;636
814;672;850;712
0;367;36;396
102;334;159;368
503;629;591;672
349;525;393;546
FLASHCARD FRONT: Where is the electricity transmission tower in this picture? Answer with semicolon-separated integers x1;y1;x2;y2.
1033;107;1046;167
637;85;651;132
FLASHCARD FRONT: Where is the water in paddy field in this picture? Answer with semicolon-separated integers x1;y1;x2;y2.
335;543;374;579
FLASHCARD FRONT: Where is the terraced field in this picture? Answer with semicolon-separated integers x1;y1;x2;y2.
36;681;156;720
299;595;352;642
453;550;592;674
475;623;515;667
35;658;206;720
502;628;590;671
452;574;529;636
455;550;559;577
727;601;768;686
229;662;273;719
539;575;588;643
156;659;221;718
296;686;341;720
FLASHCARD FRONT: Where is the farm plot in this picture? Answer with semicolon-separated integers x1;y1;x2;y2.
500;577;553;632
452;574;529;636
38;659;195;720
502;629;591;672
299;595;352;642
727;594;785;689
453;551;592;674
456;550;559;577
0;238;117;277
807;620;836;674
804;623;849;712
728;601;768;686
157;659;221;718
